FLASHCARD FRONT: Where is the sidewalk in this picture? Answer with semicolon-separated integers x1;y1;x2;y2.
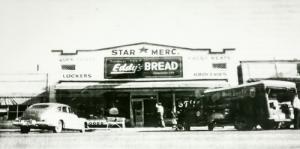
0;127;177;133
88;126;216;132
106;127;175;132
0;126;236;133
0;119;176;132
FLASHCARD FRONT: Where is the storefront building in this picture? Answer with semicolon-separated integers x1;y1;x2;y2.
0;73;49;121
51;42;237;127
238;60;300;92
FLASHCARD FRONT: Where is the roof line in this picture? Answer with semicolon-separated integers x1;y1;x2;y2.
51;42;235;55
240;59;300;63
57;79;229;83
205;80;296;93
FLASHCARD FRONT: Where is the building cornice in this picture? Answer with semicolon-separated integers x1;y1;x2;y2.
51;42;235;55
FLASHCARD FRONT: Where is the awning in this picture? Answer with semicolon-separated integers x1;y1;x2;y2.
0;97;41;106
55;80;229;90
0;82;47;97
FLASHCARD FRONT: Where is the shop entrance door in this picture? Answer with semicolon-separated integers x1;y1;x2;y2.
131;99;144;127
143;99;157;126
131;95;157;127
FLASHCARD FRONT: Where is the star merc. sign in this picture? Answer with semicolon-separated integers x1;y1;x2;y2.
105;57;183;79
111;47;177;56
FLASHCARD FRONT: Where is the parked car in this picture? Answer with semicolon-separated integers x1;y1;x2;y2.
13;103;87;133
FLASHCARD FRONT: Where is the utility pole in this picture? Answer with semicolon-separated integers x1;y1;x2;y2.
274;58;279;78
37;64;40;72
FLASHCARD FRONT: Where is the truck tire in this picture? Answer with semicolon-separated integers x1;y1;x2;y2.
20;127;30;134
208;122;214;131
184;124;191;131
260;120;278;130
234;117;255;131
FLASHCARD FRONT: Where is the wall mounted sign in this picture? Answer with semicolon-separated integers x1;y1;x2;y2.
104;57;183;79
111;47;178;56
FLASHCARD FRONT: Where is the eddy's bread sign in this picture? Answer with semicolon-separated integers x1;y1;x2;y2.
105;57;183;79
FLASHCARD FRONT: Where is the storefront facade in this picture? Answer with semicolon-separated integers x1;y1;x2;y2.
51;42;236;127
0;73;49;121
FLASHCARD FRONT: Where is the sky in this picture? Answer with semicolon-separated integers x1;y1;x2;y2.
0;0;300;73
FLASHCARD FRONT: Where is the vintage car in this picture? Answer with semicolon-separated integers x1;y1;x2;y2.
13;103;87;133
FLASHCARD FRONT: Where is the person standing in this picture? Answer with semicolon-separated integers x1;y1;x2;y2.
155;102;165;127
184;99;195;131
293;96;300;129
176;100;184;130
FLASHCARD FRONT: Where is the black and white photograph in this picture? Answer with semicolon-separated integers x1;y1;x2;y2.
1;0;300;149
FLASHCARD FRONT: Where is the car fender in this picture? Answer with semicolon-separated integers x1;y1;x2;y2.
79;118;87;125
74;118;87;129
44;113;65;127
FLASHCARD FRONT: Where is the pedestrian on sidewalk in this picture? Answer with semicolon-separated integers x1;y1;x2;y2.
293;95;300;129
155;102;165;127
176;100;184;131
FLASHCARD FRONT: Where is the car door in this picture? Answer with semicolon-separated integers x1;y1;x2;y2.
60;106;72;129
53;106;67;129
67;106;81;129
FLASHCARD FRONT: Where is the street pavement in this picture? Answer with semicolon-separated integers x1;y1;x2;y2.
1;127;300;149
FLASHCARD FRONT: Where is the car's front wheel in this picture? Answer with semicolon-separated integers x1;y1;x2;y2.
20;126;30;134
53;120;63;133
79;127;85;133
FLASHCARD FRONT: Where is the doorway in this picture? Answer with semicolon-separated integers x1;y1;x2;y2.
143;99;157;126
132;99;144;127
131;95;157;127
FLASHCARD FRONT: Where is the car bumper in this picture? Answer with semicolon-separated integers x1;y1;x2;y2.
269;113;294;122
13;120;55;128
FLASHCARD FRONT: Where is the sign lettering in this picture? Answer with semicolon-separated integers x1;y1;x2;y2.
111;48;178;56
105;57;183;79
62;73;92;79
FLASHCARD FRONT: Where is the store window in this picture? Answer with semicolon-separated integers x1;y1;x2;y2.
297;63;300;75
61;65;76;70
175;91;195;110
212;63;227;69
104;92;130;118
0;105;28;120
158;92;173;118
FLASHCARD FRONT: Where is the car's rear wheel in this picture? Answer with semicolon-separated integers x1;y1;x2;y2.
53;120;63;133
20;126;30;133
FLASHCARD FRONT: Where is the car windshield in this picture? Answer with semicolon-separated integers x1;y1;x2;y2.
267;88;296;102
30;105;50;109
